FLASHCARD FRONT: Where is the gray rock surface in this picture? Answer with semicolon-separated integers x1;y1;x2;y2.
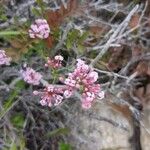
64;101;133;150
141;102;150;150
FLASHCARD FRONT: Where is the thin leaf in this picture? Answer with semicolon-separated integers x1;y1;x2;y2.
31;7;42;16
0;31;27;36
10;142;17;150
0;80;25;120
11;113;25;128
59;143;72;150
46;128;70;137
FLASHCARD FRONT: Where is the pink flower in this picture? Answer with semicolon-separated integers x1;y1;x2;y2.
45;55;64;69
64;59;104;109
64;78;76;87
82;92;95;102
29;19;50;39
20;67;42;85
98;91;105;99
84;71;98;84
63;89;73;98
33;85;64;107
0;50;11;65
81;100;92;109
54;55;63;61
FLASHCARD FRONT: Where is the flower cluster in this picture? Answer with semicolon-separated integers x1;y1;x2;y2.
45;55;64;69
20;67;42;85
63;59;104;109
33;59;104;109
0;50;11;65
33;85;64;107
29;19;50;39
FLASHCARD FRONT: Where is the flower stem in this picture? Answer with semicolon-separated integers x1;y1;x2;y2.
0;31;27;36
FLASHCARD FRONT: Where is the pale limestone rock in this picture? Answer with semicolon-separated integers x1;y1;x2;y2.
67;102;132;150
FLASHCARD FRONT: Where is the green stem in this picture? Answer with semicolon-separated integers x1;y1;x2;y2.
0;31;27;36
52;69;58;84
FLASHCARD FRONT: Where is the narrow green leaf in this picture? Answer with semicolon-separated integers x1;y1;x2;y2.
66;29;80;49
10;143;17;150
66;38;73;49
77;44;85;55
36;0;45;15
0;80;25;120
0;31;27;36
11;113;25;128
32;7;42;16
46;128;70;137
79;31;89;42
19;137;26;150
59;143;72;150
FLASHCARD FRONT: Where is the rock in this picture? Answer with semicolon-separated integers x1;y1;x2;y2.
66;101;133;150
141;102;150;150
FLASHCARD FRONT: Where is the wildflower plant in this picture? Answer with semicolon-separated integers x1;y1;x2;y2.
20;66;42;85
63;59;104;109
0;50;11;65
33;57;104;109
33;85;64;107
1;0;149;149
0;9;106;145
45;55;64;69
29;19;50;39
0;17;105;109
